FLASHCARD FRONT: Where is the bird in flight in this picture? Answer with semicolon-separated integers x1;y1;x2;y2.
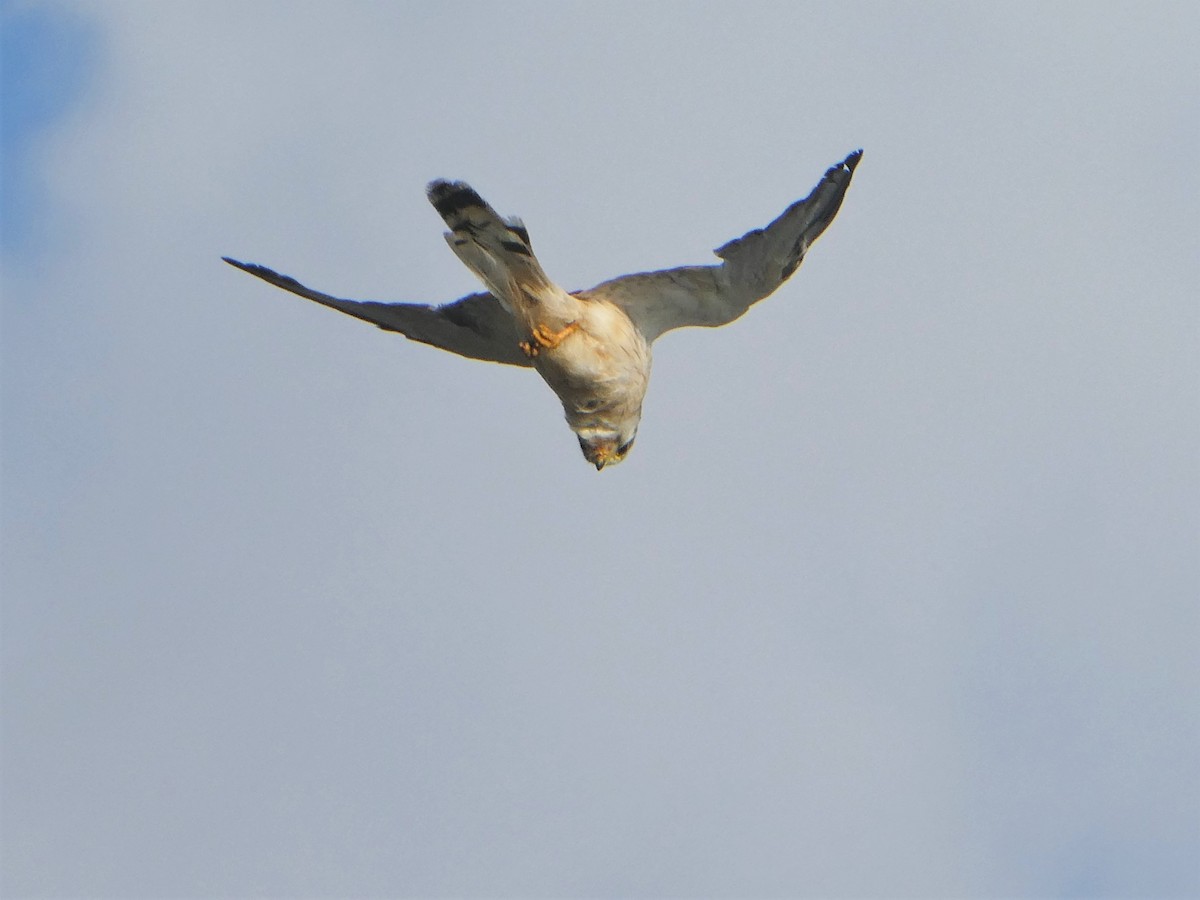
225;149;862;469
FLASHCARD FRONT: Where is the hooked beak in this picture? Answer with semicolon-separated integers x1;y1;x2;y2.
586;444;615;471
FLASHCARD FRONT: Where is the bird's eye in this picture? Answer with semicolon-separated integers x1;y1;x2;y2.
617;436;635;457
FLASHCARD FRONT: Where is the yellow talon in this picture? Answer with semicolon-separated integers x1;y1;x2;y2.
529;321;578;352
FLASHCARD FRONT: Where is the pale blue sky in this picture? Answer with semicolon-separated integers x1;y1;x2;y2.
1;1;92;255
3;2;1198;897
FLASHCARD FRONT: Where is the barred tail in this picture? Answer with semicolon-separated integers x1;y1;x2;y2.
427;180;553;305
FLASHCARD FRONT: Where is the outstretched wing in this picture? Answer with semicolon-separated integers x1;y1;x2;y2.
578;149;862;343
222;257;533;368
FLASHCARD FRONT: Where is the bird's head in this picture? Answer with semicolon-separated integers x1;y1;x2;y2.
576;426;637;471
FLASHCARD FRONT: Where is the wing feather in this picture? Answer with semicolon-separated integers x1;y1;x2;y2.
222;257;532;368
580;149;862;343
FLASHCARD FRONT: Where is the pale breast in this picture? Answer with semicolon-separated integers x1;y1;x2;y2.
534;300;651;425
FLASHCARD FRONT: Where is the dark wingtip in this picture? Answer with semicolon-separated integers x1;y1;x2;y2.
828;149;863;181
223;256;272;277
222;257;307;293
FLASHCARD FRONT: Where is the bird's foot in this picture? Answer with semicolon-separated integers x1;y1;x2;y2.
520;321;578;358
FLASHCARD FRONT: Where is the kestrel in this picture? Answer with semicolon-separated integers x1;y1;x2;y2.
225;149;862;469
